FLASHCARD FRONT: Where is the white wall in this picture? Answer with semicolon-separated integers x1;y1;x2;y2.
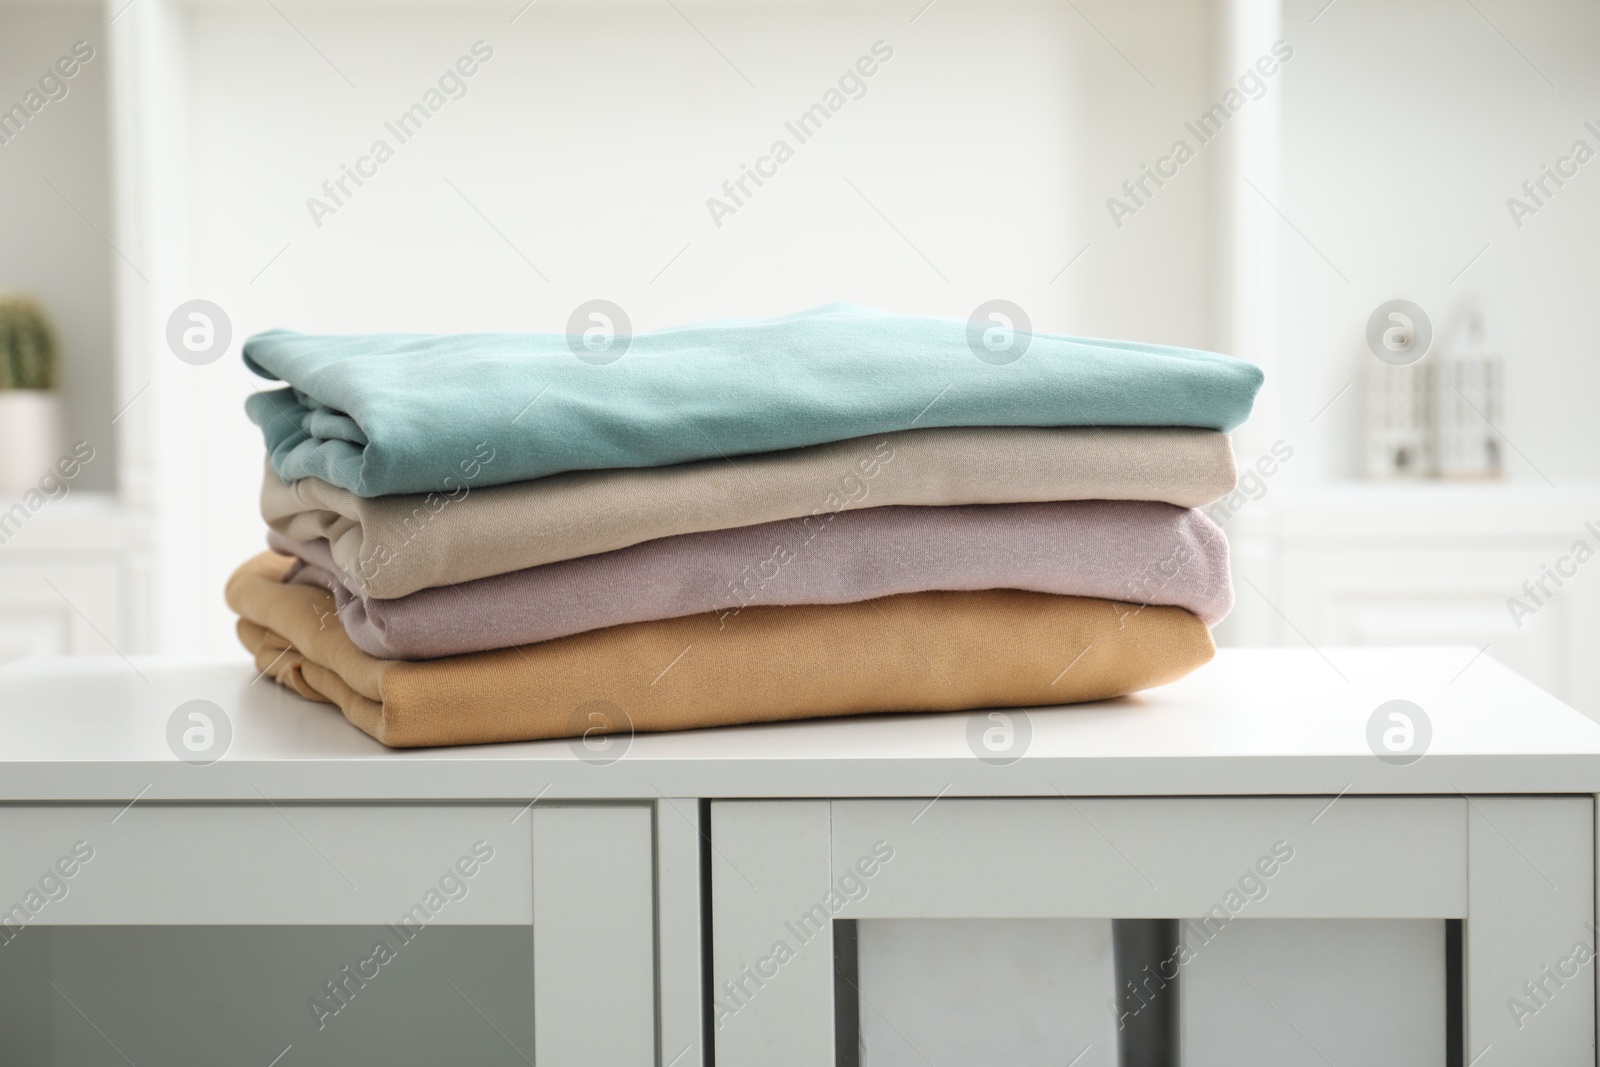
1274;0;1600;487
103;0;1600;671
0;1;116;492
155;0;1225;655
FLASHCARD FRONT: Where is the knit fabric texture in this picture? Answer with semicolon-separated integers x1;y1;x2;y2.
230;552;1215;748
244;304;1264;496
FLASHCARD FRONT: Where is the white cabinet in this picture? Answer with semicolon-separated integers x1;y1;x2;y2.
712;796;1596;1067
0;803;661;1067
1222;483;1600;718
0;494;129;663
2;648;1598;1067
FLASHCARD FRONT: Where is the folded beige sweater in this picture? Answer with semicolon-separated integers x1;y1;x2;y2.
262;426;1237;599
228;552;1215;749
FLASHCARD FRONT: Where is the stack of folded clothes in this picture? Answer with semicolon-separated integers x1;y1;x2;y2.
228;304;1262;748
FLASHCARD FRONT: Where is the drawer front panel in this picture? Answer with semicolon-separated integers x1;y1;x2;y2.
832;797;1467;919
0;803;532;926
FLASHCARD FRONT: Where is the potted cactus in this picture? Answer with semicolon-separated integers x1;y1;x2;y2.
0;295;64;493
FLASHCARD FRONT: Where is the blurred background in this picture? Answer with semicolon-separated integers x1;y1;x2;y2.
0;0;1597;713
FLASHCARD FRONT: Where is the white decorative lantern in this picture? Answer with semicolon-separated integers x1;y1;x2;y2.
1435;309;1503;479
1365;359;1436;479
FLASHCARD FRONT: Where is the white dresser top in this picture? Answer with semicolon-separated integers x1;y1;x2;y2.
2;647;1597;801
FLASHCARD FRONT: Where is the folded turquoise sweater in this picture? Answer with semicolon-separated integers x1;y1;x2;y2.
244;304;1262;497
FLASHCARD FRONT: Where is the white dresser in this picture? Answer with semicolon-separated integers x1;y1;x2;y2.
0;647;1595;1066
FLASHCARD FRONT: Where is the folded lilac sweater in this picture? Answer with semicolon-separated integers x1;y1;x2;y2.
270;501;1231;661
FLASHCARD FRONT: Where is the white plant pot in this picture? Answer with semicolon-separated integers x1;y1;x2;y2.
0;391;65;494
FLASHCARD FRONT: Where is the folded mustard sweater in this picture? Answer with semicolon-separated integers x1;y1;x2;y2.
228;552;1215;749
